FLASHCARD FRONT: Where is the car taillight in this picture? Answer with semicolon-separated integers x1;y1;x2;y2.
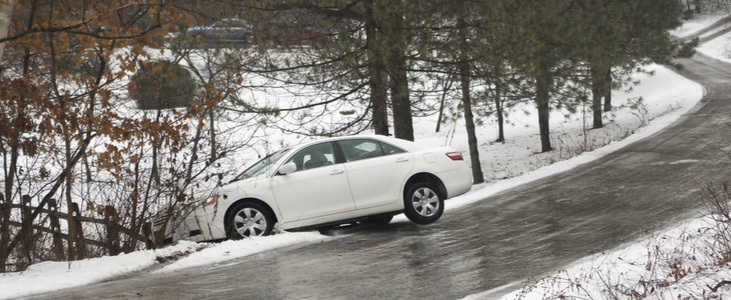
446;152;463;161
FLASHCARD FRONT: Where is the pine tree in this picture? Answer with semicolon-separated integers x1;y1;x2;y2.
235;0;427;140
509;0;578;153
571;0;682;128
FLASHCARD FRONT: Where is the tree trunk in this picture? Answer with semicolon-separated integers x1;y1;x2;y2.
494;74;505;142
603;68;612;112
364;2;389;136
0;126;18;271
64;132;77;260
0;0;15;62
460;66;484;183
0;192;8;272
387;8;413;141
370;67;389;136
590;64;606;129
457;18;483;183
208;107;216;162
535;60;553;153
591;78;603;129
1;2;34;270
435;80;451;133
390;51;413;141
151;108;162;186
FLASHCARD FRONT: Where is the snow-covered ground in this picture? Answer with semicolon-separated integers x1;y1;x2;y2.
672;10;731;41
698;27;731;63
483;215;731;300
1;14;729;300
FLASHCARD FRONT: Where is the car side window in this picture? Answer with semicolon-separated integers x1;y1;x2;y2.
340;139;392;162
285;143;336;172
380;142;405;155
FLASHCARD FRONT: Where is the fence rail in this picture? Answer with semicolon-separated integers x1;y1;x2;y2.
3;195;154;260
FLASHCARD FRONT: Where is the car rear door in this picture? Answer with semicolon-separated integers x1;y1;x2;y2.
337;139;414;209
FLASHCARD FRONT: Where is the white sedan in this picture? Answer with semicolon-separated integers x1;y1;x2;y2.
183;135;472;241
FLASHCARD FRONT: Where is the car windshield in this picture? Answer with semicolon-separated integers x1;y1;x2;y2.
230;148;290;183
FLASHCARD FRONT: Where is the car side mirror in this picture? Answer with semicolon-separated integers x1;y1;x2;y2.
278;162;297;175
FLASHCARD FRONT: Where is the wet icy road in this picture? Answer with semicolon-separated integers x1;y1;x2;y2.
28;54;731;300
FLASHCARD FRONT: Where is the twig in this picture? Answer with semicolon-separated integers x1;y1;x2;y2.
707;280;731;292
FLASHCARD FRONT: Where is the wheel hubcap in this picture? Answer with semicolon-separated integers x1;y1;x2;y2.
411;187;439;217
234;208;267;237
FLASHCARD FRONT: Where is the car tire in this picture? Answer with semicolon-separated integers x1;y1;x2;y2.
403;182;444;224
226;202;274;239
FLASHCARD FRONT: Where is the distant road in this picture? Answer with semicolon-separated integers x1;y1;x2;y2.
27;54;731;300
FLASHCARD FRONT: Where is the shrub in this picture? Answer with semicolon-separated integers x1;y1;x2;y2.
128;60;196;110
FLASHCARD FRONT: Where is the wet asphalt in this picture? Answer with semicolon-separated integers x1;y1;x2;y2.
24;54;731;300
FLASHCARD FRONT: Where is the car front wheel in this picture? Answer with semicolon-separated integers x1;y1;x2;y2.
227;202;274;239
403;182;444;224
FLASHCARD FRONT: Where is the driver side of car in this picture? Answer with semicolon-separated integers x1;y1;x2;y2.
304;151;332;169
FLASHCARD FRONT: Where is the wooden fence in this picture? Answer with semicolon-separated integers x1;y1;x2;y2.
3;194;154;260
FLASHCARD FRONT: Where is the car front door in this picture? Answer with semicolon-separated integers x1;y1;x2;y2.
270;142;355;223
338;139;414;209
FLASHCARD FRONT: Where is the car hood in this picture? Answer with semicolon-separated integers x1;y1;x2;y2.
218;175;266;198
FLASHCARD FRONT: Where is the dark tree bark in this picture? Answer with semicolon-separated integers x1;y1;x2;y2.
603;68;612;112
386;8;413;141
1;2;36;271
535;59;553;153
590;65;605;129
492;70;506;143
460;67;484;183
390;52;413;141
590;63;613;128
365;1;389;136
435;78;453;133
494;85;505;142
209;107;217;162
457;17;484;183
150;108;162;186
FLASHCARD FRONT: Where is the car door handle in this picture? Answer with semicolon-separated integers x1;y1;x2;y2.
395;158;410;163
330;169;344;175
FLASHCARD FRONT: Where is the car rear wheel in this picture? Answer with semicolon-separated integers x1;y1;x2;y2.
403;182;444;224
227;202;274;239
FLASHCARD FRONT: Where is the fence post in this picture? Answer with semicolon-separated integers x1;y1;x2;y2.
142;222;154;249
47;199;65;260
104;205;121;256
20;195;33;266
71;203;87;259
0;193;4;230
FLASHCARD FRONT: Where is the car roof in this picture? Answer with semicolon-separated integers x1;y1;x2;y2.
292;135;428;152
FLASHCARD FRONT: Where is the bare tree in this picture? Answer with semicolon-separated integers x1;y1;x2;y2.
0;0;179;271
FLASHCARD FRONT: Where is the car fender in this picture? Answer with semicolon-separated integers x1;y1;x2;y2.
216;176;282;226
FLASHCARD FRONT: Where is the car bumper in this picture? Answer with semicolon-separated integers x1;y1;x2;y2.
439;165;473;198
183;205;228;242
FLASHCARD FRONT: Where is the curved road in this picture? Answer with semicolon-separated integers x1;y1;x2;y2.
28;54;731;300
